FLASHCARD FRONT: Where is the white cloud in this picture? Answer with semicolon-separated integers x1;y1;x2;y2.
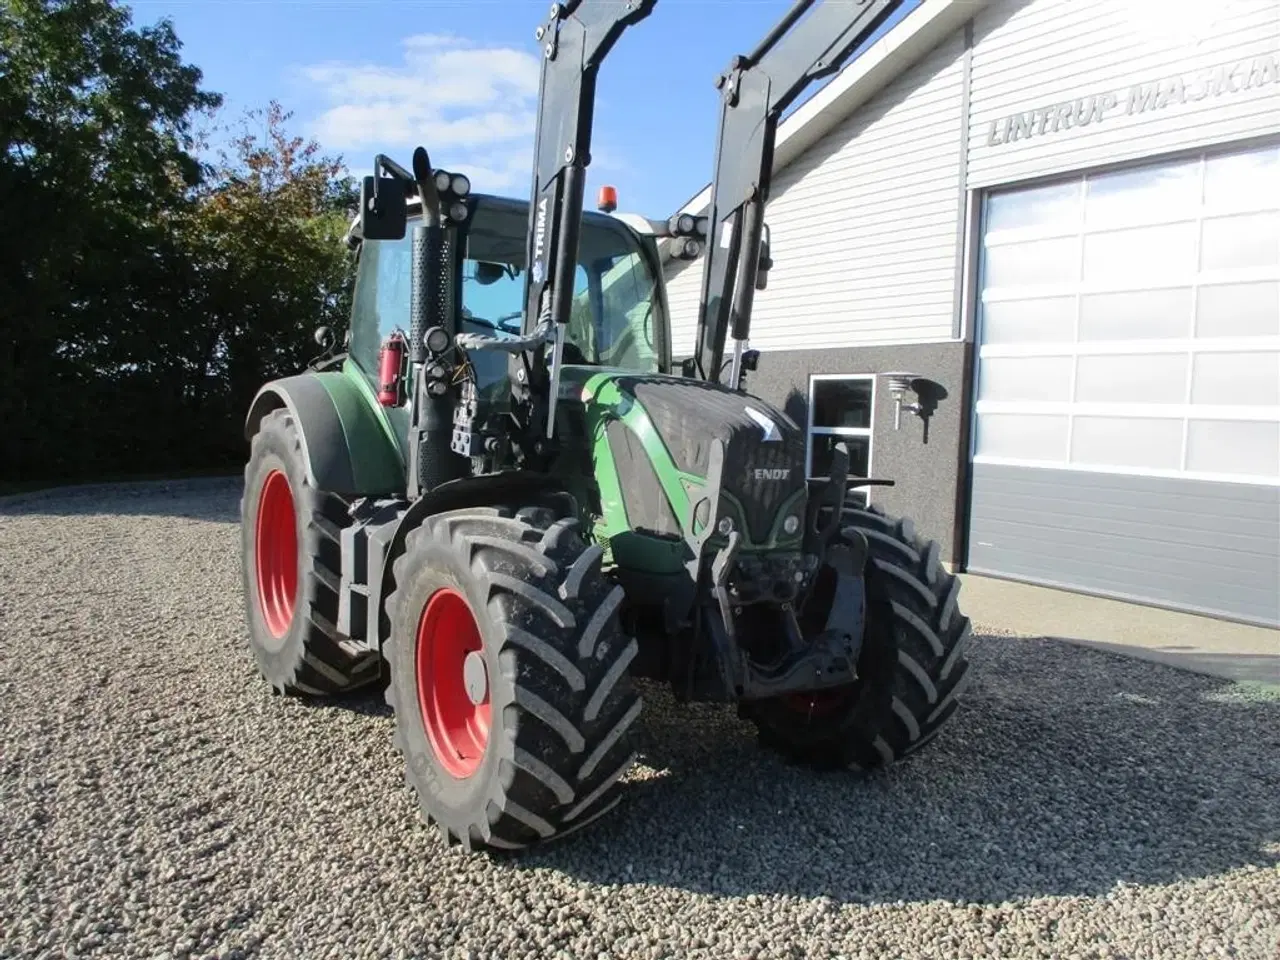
301;33;542;192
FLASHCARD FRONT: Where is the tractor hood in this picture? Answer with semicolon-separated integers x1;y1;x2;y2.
565;366;809;550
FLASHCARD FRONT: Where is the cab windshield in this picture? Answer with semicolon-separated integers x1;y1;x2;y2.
347;198;666;386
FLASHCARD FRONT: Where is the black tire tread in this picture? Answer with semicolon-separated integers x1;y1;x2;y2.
743;496;971;770
241;408;380;696
384;504;641;852
839;500;972;763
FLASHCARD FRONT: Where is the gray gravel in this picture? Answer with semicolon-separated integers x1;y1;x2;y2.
2;478;1278;960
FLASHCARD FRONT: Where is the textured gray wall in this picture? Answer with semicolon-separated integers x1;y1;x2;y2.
741;340;970;564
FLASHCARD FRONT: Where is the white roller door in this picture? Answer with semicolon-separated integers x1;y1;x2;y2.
967;140;1280;626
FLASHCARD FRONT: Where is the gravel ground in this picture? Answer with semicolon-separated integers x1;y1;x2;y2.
1;478;1278;960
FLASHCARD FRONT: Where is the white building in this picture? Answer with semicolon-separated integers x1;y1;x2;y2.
662;0;1280;627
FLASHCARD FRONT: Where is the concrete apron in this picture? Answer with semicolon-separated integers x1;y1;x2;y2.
957;573;1280;690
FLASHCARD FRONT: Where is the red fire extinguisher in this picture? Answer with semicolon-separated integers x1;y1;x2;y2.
377;331;407;407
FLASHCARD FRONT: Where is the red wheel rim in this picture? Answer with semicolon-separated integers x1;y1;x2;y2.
255;469;298;639
416;588;491;778
783;688;850;717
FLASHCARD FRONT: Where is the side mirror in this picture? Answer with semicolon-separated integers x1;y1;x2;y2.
360;175;407;241
474;261;506;286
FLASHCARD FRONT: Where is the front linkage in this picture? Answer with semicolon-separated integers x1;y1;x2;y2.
673;436;869;704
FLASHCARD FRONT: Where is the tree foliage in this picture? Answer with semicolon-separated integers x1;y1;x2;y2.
0;0;357;483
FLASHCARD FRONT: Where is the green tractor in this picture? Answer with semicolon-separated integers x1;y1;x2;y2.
239;0;970;852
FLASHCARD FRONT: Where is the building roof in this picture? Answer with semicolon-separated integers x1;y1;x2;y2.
658;0;988;260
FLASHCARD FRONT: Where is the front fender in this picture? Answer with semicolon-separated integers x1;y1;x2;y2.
368;471;575;650
244;370;405;498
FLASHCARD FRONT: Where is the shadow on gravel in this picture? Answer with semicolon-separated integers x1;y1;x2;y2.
513;633;1280;906
0;477;242;522
297;681;394;719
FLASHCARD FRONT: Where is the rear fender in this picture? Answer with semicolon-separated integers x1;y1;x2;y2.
244;371;405;498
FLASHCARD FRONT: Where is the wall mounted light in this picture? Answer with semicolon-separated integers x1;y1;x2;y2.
883;371;924;430
882;372;947;444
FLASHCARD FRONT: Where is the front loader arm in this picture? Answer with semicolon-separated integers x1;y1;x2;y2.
692;0;904;386
516;0;657;440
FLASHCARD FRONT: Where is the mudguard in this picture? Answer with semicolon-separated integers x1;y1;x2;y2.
366;471;575;649
244;369;405;498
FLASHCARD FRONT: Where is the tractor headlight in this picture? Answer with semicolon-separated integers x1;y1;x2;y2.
783;514;800;535
448;201;468;222
433;170;452;193
717;516;734;536
450;172;471;197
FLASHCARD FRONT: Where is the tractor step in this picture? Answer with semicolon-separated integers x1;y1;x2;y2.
337;498;407;645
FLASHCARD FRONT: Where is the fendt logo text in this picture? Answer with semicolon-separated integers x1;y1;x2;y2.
753;468;790;481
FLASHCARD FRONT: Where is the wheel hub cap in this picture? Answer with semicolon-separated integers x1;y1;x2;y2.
463;651;488;706
415;588;491;779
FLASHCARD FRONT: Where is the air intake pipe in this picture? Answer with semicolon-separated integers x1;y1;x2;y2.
409;222;444;366
406;147;466;496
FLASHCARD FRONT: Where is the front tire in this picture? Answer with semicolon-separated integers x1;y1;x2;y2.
744;500;972;769
384;504;642;852
240;407;380;696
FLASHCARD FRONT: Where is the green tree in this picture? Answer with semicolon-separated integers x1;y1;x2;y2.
173;100;357;466
0;0;220;480
0;0;358;484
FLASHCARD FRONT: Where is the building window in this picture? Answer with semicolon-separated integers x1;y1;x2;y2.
806;374;876;506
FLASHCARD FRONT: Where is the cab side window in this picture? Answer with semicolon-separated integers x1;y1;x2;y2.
348;233;412;378
461;260;524;336
566;263;595;357
596;250;658;369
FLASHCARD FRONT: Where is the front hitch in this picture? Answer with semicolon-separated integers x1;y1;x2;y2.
726;527;869;701
683;439;873;702
803;439;850;558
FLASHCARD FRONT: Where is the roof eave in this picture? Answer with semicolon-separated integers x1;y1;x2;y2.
658;0;988;260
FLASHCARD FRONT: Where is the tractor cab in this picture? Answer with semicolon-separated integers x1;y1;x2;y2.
344;193;671;418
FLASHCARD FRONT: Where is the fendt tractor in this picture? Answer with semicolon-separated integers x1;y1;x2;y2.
239;0;972;852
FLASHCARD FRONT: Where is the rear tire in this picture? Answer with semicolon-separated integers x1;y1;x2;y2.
743;499;972;769
384;504;642;852
240;407;381;696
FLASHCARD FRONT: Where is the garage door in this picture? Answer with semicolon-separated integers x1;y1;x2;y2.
967;141;1280;627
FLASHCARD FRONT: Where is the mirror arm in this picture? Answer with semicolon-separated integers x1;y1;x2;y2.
374;154;414;184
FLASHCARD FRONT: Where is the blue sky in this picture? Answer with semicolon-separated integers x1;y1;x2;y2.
125;0;916;217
